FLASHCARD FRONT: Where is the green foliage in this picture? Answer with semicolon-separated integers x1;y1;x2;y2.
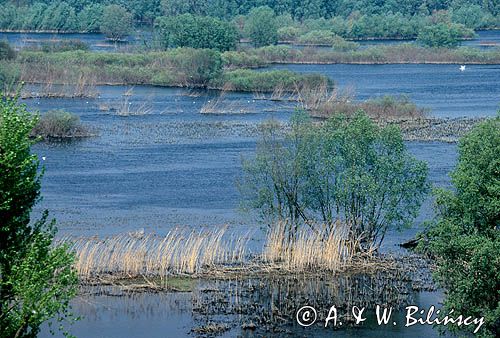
0;1;498;38
452;4;497;29
277;26;301;41
417;22;475;48
0;62;20;93
421;116;500;336
100;4;132;40
31;109;91;139
244;6;278;47
169;48;223;87
297;30;339;45
0;96;78;337
221;69;328;92
77;4;104;32
155;14;238;51
0;41;16;60
240;111;429;251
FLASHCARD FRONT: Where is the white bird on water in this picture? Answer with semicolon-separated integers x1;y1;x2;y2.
460;65;466;72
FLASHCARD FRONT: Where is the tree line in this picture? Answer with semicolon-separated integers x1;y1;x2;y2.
0;1;498;34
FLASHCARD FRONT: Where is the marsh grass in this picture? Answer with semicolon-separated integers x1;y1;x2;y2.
294;83;427;119
264;221;356;271
64;227;248;281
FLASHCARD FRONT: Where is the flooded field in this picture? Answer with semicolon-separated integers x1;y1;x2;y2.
26;61;498;337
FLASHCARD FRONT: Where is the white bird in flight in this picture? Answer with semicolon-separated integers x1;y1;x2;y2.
460;65;466;72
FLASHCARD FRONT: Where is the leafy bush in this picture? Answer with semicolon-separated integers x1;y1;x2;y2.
297;30;339;45
100;4;132;41
420;115;500;336
0;61;20;92
244;6;278;47
0;96;78;336
155;14;238;51
169;48;224;87
221;69;328;92
277;26;301;41
417;22;475;48
31;110;91;139
0;41;16;60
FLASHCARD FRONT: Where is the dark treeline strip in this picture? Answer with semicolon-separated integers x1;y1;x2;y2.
0;1;498;41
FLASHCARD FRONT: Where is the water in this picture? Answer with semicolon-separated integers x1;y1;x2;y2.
0;31;152;52
271;63;500;117
26;79;461;241
26;61;495;337
2;29;500;52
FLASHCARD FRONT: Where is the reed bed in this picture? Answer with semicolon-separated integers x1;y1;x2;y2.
263;222;355;271
294;82;426;120
62;227;248;280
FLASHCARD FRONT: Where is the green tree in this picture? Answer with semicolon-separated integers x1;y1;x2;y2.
77;4;104;32
420;115;500;337
100;4;133;41
240;111;429;251
168;48;223;87
452;4;495;29
0;95;78;337
155;14;238;51
244;6;278;47
417;22;474;48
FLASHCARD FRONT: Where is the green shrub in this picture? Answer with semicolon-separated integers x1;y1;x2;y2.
155;14;238;52
277;26;301;41
0;96;78;336
221;69;328;92
297;30;339;45
0;40;16;60
100;4;132;41
420;115;500;337
417;22;475;48
240;111;429;250
221;51;265;69
0;61;20;92
244;6;278;47
31;110;91;139
169;48;223;87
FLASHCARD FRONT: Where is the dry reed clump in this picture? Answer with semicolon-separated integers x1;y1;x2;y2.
63;227;248;281
295;83;427;120
19;62;99;98
200;84;250;114
263;221;355;271
116;88;153;116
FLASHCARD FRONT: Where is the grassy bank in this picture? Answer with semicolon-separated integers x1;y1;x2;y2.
4;48;330;94
227;44;500;66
